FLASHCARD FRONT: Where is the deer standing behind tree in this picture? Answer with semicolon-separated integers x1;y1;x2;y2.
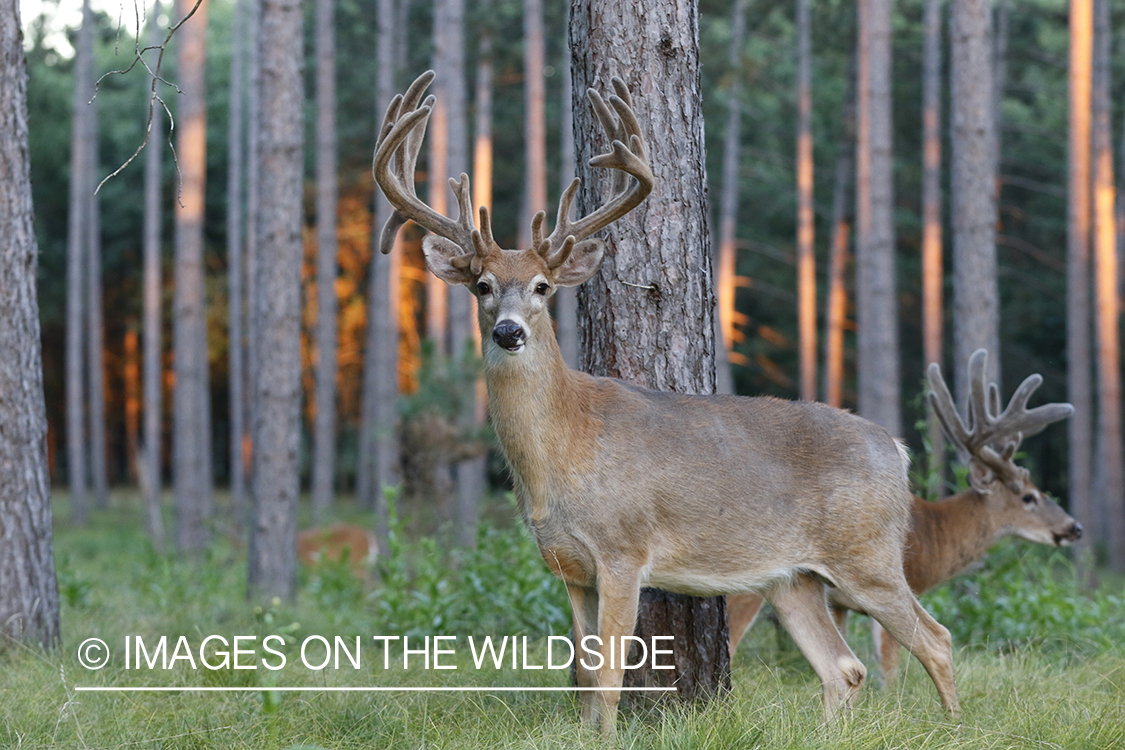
728;350;1080;682
374;71;959;735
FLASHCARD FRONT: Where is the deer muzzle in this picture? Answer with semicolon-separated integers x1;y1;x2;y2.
1054;521;1083;546
492;319;526;353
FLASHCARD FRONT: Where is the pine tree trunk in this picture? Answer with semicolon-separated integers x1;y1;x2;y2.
65;0;93;524
311;0;339;523
715;0;747;397
922;0;944;496
248;0;304;601
1091;0;1123;571
823;53;855;408
795;0;815;403
855;0;899;436
245;0;262;495
555;2;578;369
87;138;108;507
0;0;62;649
570;0;730;702
1067;0;1093;555
226;0;246;535
520;0;547;249
142;4;166;552
173;0;213;552
992;0;1008;186
950;0;999;407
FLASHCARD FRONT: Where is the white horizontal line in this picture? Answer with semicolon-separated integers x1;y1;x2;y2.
75;686;677;693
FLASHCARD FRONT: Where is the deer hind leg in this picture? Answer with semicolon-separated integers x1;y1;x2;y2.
871;619;902;687
768;574;866;718
726;592;766;659
566;584;601;725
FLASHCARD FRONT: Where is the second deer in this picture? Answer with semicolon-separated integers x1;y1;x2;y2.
728;350;1080;682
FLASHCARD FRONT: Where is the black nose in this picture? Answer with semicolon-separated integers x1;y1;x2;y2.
1070;522;1083;540
492;320;525;351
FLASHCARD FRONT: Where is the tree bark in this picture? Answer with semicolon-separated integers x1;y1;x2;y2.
226;0;246;536
520;0;547;249
65;0;93;524
248;0;304;601
86;93;108;509
555;0;578;369
142;4;166;551
1067;0;1093;554
0;0;62;649
950;0;999;408
823;53;855;409
244;0;262;500
715;0;747;396
173;0;213;552
855;0;900;436
922;0;944;496
570;0;730;702
795;0;815;403
1091;0;1123;571
311;0;339;523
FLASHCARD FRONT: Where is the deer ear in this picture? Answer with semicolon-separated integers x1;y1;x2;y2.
422;235;475;286
968;460;994;494
553;238;605;287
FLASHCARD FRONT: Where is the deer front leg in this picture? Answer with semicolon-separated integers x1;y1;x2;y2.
726;592;766;659
565;584;600;725
769;575;867;718
586;572;641;736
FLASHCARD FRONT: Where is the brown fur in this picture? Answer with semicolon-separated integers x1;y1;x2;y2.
296;524;377;579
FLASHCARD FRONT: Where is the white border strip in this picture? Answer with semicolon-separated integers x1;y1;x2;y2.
75;686;677;693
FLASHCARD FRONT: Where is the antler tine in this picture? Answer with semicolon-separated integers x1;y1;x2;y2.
926;362;973;462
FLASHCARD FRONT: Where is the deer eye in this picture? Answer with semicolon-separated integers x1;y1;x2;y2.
1022;493;1037;506
476;281;492;296
535;282;551;296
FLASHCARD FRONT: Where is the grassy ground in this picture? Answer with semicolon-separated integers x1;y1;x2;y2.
2;493;1123;749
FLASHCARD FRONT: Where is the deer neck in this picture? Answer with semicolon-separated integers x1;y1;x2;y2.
906;490;1003;593
481;318;599;523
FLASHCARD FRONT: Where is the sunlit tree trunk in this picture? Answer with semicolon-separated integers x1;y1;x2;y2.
1067;0;1093;557
426;23;450;356
922;0;944;496
555;0;578;369
571;0;730;701
124;328;140;481
855;0;900;436
0;0;61;648
1091;0;1123;571
824;54;855;408
173;0;213;552
226;0;246;535
795;0;815;402
950;0;999;406
520;0;547;249
311;0;339;523
248;0;304;601
715;0;747;396
66;0;93;524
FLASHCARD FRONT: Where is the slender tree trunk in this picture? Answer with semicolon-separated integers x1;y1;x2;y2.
227;0;246;536
795;0;815;402
554;0;578;369
1067;0;1093;556
173;0;212;552
1091;0;1123;571
142;4;166;551
950;0;999;407
86;115;109;508
855;0;900;436
124;328;140;481
66;0;93;524
922;0;944;496
992;0;1008;187
358;0;400;546
426;52;449;356
824;54;855;409
311;0;339;523
248;0;304;601
571;0;730;702
244;0;261;503
520;0;547;249
0;0;62;649
715;0;748;396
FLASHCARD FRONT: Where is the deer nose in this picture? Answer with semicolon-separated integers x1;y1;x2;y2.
492;319;526;352
1069;522;1083;540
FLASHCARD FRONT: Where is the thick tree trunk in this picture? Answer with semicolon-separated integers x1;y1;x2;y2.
0;0;61;649
66;0;93;524
173;0;213;552
142;5;166;551
555;1;578;369
248;0;304;601
922;0;944;496
1091;0;1123;571
570;0;730;702
311;0;339;523
950;0;999;408
795;0;815;402
226;0;246;535
1067;0;1093;554
992;0;1008;185
715;0;747;397
823;54;855;409
855;0;900;436
520;0;547;249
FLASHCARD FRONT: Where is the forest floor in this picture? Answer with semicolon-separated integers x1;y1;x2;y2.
2;491;1123;749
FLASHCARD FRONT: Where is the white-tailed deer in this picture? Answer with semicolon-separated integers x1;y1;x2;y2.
296;524;377;578
728;350;1080;683
374;71;958;733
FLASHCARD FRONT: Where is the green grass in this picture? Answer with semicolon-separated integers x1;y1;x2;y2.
2;493;1124;749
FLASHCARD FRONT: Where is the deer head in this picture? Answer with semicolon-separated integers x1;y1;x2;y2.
927;349;1081;546
372;71;654;361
